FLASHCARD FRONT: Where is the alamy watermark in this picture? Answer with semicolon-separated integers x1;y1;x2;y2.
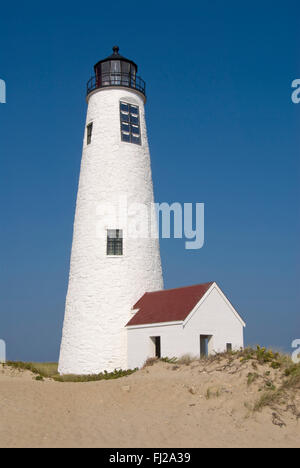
95;195;204;250
0;340;6;363
0;79;6;104
291;79;300;104
292;339;300;364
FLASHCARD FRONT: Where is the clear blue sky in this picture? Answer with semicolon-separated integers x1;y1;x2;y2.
1;1;299;361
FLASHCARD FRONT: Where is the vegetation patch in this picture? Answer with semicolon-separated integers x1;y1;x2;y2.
4;361;138;383
205;387;221;399
239;346;283;369
54;368;138;383
143;357;159;368
160;357;178;364
247;372;259;386
176;355;194;366
253;388;283;412
251;355;300;413
5;361;58;378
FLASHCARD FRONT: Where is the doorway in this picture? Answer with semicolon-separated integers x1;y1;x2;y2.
151;336;161;358
200;335;213;358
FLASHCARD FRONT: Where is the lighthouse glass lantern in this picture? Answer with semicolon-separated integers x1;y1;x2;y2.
87;46;145;95
58;47;163;376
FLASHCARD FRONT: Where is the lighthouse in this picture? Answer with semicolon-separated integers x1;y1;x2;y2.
58;47;164;375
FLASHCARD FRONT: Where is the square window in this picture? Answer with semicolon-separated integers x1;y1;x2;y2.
129;105;138;115
107;229;123;256
121;112;129;123
121;132;130;142
131;135;141;145
131;124;140;135
130;114;139;125
120;102;129;113
121;122;130;132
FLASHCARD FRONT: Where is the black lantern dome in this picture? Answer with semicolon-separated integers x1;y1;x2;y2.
87;46;146;97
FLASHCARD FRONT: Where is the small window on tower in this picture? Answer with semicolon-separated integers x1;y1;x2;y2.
120;101;141;145
107;229;123;256
87;123;93;145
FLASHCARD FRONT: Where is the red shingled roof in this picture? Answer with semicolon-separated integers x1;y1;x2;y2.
126;282;214;327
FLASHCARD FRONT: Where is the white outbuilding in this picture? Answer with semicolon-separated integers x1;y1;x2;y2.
126;282;245;369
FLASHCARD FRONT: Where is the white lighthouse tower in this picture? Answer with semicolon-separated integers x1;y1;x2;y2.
58;47;164;375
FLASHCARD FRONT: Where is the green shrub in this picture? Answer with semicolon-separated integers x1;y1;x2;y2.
35;375;44;381
270;361;281;369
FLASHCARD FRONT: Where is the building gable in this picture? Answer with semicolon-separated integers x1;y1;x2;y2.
183;283;246;329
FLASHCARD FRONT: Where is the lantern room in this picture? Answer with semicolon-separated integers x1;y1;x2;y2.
87;46;146;97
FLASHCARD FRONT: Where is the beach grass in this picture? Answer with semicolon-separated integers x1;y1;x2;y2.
4;361;137;382
4;346;300;396
6;361;58;378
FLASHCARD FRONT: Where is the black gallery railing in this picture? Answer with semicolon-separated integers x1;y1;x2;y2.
87;73;146;96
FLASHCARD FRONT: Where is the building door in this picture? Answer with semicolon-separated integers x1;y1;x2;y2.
200;335;212;358
155;337;161;358
151;336;161;358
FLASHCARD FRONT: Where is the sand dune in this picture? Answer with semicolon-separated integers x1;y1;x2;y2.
0;355;299;448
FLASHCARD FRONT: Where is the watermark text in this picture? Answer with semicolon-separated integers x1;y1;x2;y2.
0;79;6;104
0;340;6;363
291;79;300;104
95;196;205;250
292;339;300;364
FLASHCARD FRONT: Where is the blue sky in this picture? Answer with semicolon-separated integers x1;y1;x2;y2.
0;1;299;361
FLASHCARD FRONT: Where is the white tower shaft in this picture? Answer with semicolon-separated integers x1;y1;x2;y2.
59;67;163;374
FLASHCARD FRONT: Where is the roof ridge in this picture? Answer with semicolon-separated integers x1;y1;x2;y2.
144;281;214;296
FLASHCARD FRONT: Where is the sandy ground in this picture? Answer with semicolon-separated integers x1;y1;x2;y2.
0;358;299;448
